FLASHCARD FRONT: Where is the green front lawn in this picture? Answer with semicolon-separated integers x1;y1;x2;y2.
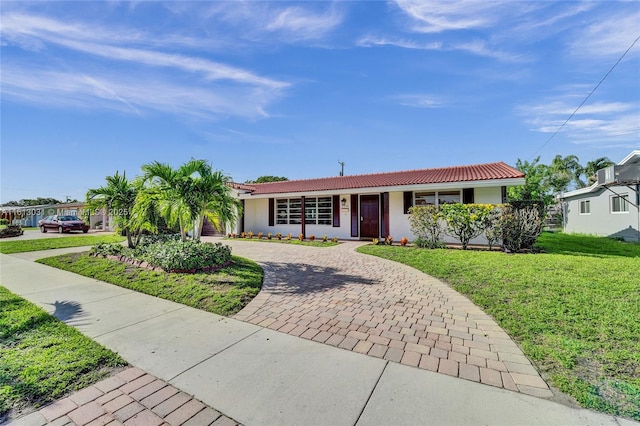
358;233;640;420
0;235;126;254
37;253;263;316
0;287;126;420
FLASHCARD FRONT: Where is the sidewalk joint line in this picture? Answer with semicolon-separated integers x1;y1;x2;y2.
353;361;388;426
91;306;187;338
168;327;262;382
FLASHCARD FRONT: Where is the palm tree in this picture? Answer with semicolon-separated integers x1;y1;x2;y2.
579;157;615;187
86;171;139;248
141;159;241;241
549;154;582;193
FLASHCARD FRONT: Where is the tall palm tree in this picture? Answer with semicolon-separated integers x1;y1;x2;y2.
86;171;139;248
549;154;582;193
141;159;241;241
581;157;615;186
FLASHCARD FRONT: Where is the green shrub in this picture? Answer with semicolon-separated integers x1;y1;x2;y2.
0;219;9;225
141;240;232;272
89;243;129;257
440;204;495;250
501;205;543;251
408;205;445;248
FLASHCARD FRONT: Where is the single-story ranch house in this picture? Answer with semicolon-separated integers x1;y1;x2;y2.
560;150;640;242
232;161;525;242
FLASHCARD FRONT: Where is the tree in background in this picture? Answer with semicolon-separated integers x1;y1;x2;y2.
245;176;288;184
549;154;582;193
1;197;78;206
507;157;554;206
579;157;615;187
86;172;138;248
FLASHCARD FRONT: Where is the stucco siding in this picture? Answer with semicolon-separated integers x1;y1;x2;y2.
564;188;640;242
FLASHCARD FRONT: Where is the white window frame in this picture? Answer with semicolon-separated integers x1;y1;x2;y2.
579;200;590;215
277;197;333;225
414;190;461;207
610;194;629;214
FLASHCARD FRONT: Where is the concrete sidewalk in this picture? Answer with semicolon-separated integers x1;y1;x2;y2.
1;252;634;426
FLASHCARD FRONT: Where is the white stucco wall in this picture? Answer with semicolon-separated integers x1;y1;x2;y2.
242;186;506;244
564;188;640;242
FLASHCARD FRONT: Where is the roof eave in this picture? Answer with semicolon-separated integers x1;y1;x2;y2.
239;177;525;199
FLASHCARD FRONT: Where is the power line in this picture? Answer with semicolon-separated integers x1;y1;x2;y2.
530;34;640;159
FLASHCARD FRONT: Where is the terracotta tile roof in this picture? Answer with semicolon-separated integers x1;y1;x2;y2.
241;162;524;195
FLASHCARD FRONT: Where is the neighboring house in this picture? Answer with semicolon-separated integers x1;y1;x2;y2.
0;202;112;230
560;150;640;242
232;161;525;243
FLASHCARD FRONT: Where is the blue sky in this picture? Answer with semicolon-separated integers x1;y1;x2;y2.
1;1;639;203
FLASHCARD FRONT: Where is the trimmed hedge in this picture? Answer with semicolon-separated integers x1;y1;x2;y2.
90;239;232;272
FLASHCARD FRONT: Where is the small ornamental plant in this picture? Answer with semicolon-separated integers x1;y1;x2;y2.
241;232;247;239
267;232;272;240
286;233;292;241
309;235;315;241
372;238;379;245
400;237;409;246
247;231;254;239
322;234;328;242
231;233;237;239
276;232;282;240
331;237;339;243
257;232;263;239
385;236;393;245
298;233;304;241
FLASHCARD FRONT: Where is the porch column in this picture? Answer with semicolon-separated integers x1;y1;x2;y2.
301;196;306;239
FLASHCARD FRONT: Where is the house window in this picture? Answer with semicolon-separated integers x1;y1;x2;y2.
414;190;461;207
611;195;629;213
438;191;461;205
277;197;332;225
579;200;590;215
276;198;302;224
415;192;436;206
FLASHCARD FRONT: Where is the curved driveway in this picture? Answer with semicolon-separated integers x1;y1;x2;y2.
217;239;553;399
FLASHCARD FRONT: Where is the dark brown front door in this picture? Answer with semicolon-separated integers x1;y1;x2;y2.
360;195;379;239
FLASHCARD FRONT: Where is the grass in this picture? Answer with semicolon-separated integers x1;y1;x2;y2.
358;232;640;420
0;286;126;421
0;235;126;254
226;237;338;247
37;253;264;316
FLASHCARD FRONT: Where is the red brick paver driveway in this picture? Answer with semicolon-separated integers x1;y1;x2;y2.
222;239;553;399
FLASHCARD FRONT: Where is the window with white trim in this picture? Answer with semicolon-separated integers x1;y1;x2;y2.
414;190;461;206
579;200;590;215
305;197;332;225
611;195;629;213
276;197;332;225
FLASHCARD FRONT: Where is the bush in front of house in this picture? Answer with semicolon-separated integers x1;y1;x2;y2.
408;203;543;251
500;205;543;252
90;242;129;257
0;219;9;226
141;240;231;272
440;204;494;250
408;205;445;248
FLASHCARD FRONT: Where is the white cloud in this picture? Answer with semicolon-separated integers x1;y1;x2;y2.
205;2;344;43
393;0;508;33
0;12;289;120
569;12;640;57
518;100;640;147
394;94;446;109
356;34;523;62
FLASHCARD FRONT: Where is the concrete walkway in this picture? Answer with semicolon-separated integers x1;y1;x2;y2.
0;248;634;426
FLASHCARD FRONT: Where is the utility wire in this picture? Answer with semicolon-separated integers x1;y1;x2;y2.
530;34;640;159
